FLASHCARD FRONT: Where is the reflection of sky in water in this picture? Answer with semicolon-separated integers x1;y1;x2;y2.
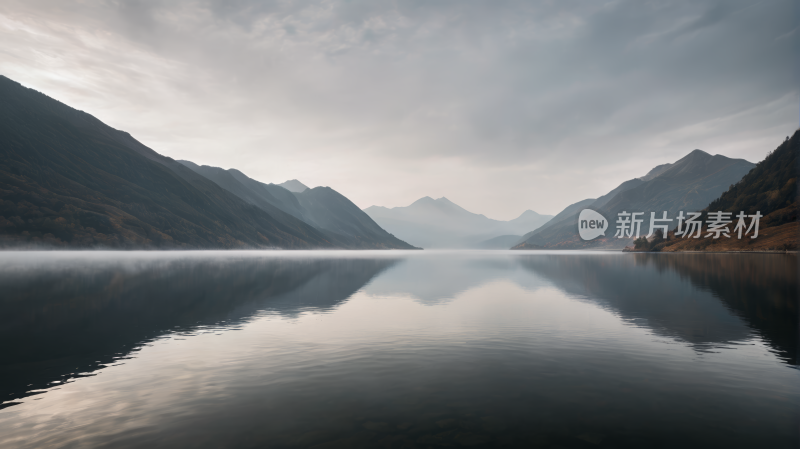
363;252;796;363
0;251;797;449
362;253;553;304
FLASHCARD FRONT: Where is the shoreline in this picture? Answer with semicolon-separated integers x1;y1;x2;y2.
624;249;797;254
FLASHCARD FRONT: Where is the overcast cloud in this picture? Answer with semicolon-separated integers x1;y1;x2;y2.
1;0;796;218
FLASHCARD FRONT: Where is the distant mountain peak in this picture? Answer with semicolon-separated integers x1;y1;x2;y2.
410;196;436;206
364;205;388;211
405;196;465;207
514;147;755;250
637;150;716;182
278;179;308;193
363;196;553;248
516;209;541;218
677;149;713;163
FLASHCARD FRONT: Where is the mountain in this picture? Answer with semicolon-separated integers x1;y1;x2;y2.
0;75;337;248
292;186;418;249
515;198;596;245
278;179;308;193
506;209;552;231
178;161;417;249
639;163;673;181
364;197;553;248
476;235;523;249
513;149;756;250
659;131;798;252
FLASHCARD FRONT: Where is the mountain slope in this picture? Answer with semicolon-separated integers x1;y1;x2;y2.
294;187;417;248
477;235;523;249
514;149;755;250
602;150;755;218
178;161;416;249
515;198;596;245
177;161;308;222
364;197;552;249
660;131;798;252
278;179;309;193
0;75;333;248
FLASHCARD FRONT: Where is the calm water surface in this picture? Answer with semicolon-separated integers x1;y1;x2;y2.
0;251;797;448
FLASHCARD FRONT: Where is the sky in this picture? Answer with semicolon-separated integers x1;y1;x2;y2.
1;0;797;219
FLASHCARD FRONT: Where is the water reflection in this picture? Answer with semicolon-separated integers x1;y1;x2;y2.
0;253;399;407
518;253;798;364
364;252;797;365
363;255;550;304
0;251;796;449
643;253;797;364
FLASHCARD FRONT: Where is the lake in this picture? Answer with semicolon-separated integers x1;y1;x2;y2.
0;251;797;448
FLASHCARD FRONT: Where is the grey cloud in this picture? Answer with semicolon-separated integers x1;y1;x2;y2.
0;0;796;218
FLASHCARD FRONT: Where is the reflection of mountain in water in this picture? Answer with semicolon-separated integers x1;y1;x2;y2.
0;256;397;408
518;254;798;364
362;253;797;365
641;254;797;365
362;254;550;304
2;252;795;411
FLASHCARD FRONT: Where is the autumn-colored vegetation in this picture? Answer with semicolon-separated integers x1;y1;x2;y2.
634;130;798;252
650;130;800;251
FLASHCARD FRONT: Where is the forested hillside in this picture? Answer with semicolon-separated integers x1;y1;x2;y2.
0;76;333;248
659;130;798;252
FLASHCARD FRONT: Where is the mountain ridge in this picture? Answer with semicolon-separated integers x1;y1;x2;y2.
364;197;553;249
658;131;798;252
513;149;755;250
0;75;333;248
178;161;417;249
278;179;309;193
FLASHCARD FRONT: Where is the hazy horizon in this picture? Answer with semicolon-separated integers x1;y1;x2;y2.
1;0;796;219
